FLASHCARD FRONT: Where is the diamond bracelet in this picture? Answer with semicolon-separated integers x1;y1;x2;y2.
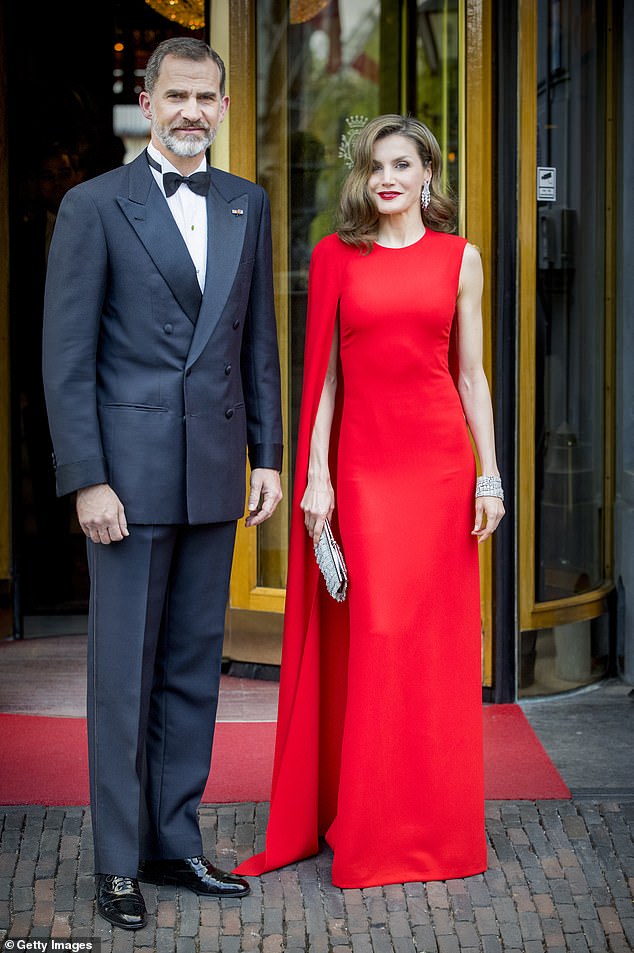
475;475;504;500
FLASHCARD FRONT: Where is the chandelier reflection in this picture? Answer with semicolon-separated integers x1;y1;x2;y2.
144;0;205;31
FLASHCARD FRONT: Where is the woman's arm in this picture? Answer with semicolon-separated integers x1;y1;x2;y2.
300;318;339;544
456;243;505;542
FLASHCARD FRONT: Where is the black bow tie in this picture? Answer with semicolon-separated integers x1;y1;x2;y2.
162;170;211;197
146;151;210;198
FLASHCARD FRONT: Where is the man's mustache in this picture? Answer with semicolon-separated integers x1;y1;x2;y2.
171;122;210;131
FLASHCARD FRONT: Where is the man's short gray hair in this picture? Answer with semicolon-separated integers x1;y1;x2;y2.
144;37;226;97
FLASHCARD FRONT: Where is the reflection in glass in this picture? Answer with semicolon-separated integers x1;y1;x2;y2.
255;0;459;588
285;0;387;486
257;0;388;589
534;0;606;602
518;616;609;697
415;1;459;197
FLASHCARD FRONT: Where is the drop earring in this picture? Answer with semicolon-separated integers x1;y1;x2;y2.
421;180;431;210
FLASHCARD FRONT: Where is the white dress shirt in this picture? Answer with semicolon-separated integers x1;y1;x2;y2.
147;141;208;292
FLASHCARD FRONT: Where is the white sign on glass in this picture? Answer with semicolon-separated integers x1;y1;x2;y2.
537;167;557;201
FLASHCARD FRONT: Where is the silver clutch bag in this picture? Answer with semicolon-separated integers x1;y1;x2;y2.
314;518;348;602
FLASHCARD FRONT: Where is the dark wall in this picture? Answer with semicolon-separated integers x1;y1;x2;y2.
5;0;202;622
615;0;634;684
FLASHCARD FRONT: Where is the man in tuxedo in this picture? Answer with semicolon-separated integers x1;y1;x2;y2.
42;37;283;930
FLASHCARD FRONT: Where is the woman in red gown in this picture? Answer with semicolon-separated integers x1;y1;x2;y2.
235;115;505;888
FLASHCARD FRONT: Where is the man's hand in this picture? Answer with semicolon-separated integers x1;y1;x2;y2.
76;483;129;544
245;468;283;527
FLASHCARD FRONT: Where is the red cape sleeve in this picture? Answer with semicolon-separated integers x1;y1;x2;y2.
234;234;352;876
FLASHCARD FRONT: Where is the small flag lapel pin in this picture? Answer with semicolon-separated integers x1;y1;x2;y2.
231;208;244;215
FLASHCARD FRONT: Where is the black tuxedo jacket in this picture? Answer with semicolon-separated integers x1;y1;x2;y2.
42;151;282;524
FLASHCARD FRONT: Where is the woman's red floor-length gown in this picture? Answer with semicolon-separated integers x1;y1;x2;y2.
234;229;487;888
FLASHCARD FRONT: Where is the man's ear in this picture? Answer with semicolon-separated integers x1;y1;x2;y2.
218;96;230;124
139;91;152;121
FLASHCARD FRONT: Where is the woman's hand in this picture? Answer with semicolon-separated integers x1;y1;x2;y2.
301;480;335;545
472;496;505;543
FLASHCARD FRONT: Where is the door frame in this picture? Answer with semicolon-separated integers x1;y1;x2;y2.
516;0;616;632
0;2;12;638
213;0;289;616
463;0;495;687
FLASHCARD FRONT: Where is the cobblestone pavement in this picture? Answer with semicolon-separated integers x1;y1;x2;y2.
1;798;633;953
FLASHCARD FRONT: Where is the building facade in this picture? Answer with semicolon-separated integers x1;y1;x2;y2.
0;0;631;703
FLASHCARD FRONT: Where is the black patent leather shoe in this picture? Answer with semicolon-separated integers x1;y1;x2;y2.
96;874;147;930
138;856;250;897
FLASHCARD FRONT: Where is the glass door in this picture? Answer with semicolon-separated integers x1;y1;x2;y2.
224;0;495;683
517;0;615;695
227;0;461;600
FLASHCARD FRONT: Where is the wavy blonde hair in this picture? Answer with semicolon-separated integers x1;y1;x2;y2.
336;114;456;251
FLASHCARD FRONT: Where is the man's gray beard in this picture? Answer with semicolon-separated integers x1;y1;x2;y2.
155;123;217;158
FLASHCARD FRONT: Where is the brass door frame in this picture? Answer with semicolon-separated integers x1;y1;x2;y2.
213;0;289;615
516;0;616;632
463;0;495;687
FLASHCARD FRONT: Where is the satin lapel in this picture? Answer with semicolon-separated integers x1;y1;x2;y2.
116;156;202;326
186;182;248;369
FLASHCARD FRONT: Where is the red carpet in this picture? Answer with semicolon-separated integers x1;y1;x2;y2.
483;704;570;798
0;704;570;805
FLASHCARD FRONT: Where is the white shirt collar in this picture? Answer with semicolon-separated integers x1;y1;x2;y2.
146;141;208;177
